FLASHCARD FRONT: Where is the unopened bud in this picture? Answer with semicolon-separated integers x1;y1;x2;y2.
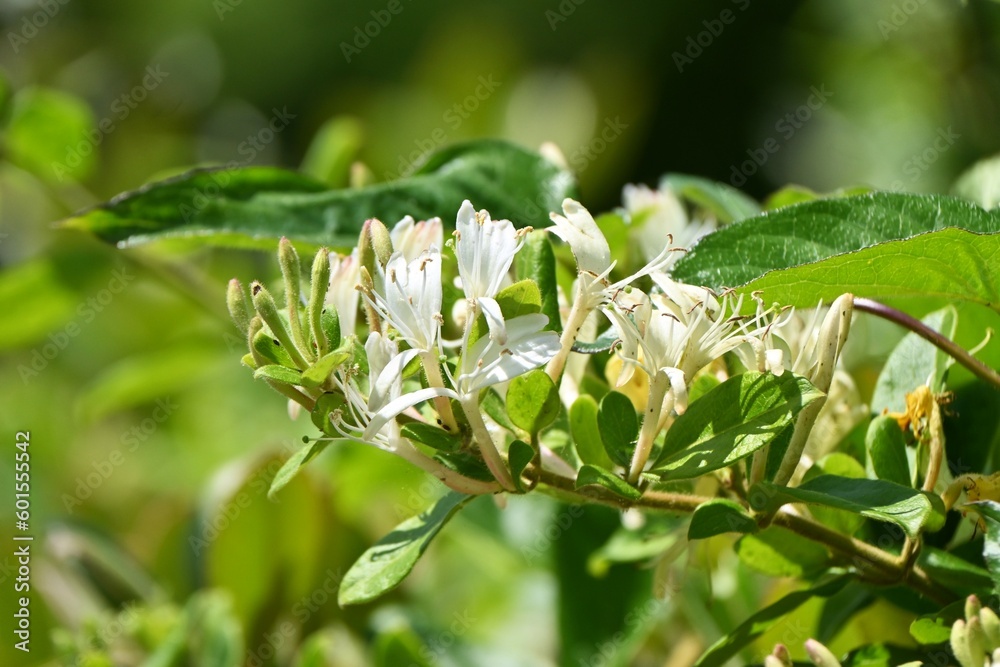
359;218;393;280
811;293;853;393
952;619;975;667
251;281;308;369
804;639;842;667
979;606;1000;649
227;278;251;335
309;249;332;355
278;237;311;360
767;644;793;667
968;595;983;622
967;616;987;666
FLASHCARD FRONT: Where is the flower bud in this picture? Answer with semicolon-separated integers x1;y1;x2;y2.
968;595;984;622
767;644;793;667
980;606;1000;649
359;218;393;281
804;638;842;667
953;619;975;667
251;281;308;369
308;249;332;355
278;237;310;359
226;278;251;335
811;293;853;393
967;616;988;666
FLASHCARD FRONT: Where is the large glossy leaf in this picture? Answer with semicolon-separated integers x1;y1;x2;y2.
750;475;945;539
651;372;823;480
736;229;1000;314
338;491;471;606
693;573;851;667
65;140;577;249
671;192;1000;294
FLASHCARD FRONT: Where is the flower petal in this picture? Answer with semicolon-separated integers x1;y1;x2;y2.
362;386;458;442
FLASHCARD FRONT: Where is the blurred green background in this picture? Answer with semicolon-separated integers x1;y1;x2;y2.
2;1;1000;665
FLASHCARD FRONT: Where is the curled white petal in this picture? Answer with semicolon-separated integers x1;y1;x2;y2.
362;386;459;442
549;198;612;276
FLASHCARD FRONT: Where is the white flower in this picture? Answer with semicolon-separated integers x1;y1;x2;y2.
454;200;521;303
605;275;772;414
548;198;680;310
326;249;360;337
456;313;560;396
365;248;443;353
622;183;716;266
390;215;443;262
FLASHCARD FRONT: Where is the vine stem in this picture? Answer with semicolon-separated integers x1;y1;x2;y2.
853;297;1000;391
530;468;954;605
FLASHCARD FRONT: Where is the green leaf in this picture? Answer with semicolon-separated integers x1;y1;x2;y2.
481;388;517;432
269;439;330;500
338;491;472;606
468;278;542;347
672;192;1000;295
693;573;851;667
597;391;639;468
750;475;945;539
651;372;824;480
252;327;295;367
735;526;831;577
763;184;819;210
871;306;957;415
660;173;761;223
688;499;757;540
866;416;912;487
910;600;965;645
67;140;577;249
310;392;346;435
740;229;1000;314
400;422;461;453
803;453;868;536
570;326;618;354
253;364;304;385
6;87;96;182
968;500;1000;596
570;395;615;469
506;369;560;435
575;464;643;502
300;348;351;388
508;439;536;493
516;230;562;331
917;546;995;596
588;515;682;573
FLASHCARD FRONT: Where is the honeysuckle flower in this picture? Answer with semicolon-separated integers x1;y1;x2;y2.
326;249;360;337
455;313;560;396
604;277;777;482
622;183;716;266
454;199;521;303
365;248;443;353
390;215;443;262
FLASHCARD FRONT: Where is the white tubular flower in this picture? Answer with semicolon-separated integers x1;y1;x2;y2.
365;248;444;353
622;183;716;266
390;215;443;262
549;198;681;310
456;313;561;396
454;199;521;302
326;249;360;337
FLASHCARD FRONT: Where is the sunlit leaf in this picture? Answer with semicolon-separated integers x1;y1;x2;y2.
338;491;471;606
66;140;577;249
